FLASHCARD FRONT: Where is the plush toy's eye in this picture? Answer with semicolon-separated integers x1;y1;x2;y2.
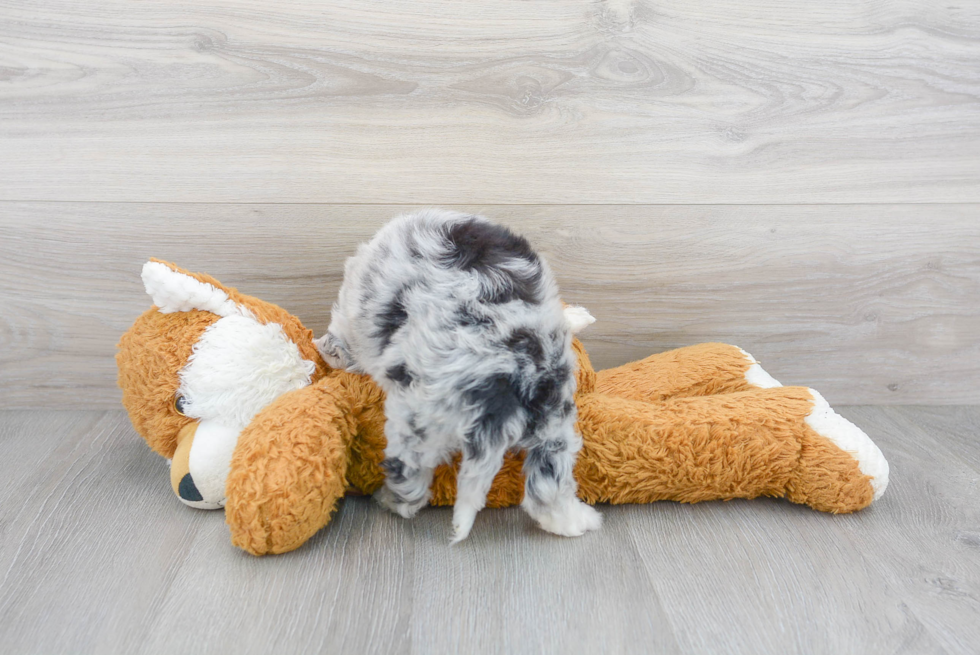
174;395;188;416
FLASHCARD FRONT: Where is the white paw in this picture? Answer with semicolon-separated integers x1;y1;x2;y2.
563;306;596;334
374;486;426;519
805;389;890;499
738;347;783;388
528;499;603;537
313;334;343;369
450;504;479;544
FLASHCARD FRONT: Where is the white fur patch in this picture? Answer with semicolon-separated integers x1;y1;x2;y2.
805;389;890;500
179;314;315;431
185;420;240;508
142;261;240;317
564;306;596;334
738;347;783;388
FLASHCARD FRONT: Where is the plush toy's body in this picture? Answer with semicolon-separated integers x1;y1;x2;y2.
118;260;888;556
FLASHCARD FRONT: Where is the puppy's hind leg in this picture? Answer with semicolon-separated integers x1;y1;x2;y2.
521;423;602;537
374;415;434;519
451;442;508;544
375;457;434;519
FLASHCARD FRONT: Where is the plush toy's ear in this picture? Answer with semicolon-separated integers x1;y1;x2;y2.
141;259;242;317
139;259;326;372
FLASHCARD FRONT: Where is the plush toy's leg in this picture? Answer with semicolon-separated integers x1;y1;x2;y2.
595;342;782;403
224;375;357;555
788;388;889;509
574;386;888;513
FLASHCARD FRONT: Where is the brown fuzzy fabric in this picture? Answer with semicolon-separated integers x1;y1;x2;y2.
225;376;358;555
576;387;871;509
117;308;215;458
596;342;757;402
787;424;874;513
117;261;880;555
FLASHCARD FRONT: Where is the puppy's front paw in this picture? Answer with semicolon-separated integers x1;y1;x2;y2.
373;485;425;519
530;499;603;537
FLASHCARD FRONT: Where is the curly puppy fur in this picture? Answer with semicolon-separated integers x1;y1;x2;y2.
315;209;602;542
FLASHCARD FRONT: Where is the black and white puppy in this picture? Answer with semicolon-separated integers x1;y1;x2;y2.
315;209;602;542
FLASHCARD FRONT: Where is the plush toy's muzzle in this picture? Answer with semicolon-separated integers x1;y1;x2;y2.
170;423;209;507
169;421;240;509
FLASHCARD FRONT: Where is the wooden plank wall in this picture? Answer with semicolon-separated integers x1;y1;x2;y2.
2;204;978;407
1;0;978;407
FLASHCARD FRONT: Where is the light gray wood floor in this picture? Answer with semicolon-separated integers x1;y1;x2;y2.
1;406;978;655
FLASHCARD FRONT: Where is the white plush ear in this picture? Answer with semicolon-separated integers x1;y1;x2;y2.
564;305;597;334
141;261;241;317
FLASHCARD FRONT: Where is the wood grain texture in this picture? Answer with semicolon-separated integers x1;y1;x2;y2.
1;407;978;654
622;503;946;655
1;0;979;203
1;202;978;408
407;504;680;654
623;403;980;655
0;412;203;654
827;406;980;655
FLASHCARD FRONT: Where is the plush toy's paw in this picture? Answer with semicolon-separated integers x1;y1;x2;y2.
786;388;889;513
224;378;355;556
804;389;889;500
523;498;603;537
374;485;429;520
737;347;783;389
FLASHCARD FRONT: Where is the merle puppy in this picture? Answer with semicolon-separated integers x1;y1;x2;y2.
315;209;602;542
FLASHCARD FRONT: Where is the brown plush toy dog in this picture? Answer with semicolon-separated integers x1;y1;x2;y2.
117;260;889;556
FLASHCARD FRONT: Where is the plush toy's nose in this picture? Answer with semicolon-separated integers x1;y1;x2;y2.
177;472;204;502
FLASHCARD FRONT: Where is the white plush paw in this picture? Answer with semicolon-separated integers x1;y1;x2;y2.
528;499;603;537
738;347;783;388
806;388;890;499
374;486;426;519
